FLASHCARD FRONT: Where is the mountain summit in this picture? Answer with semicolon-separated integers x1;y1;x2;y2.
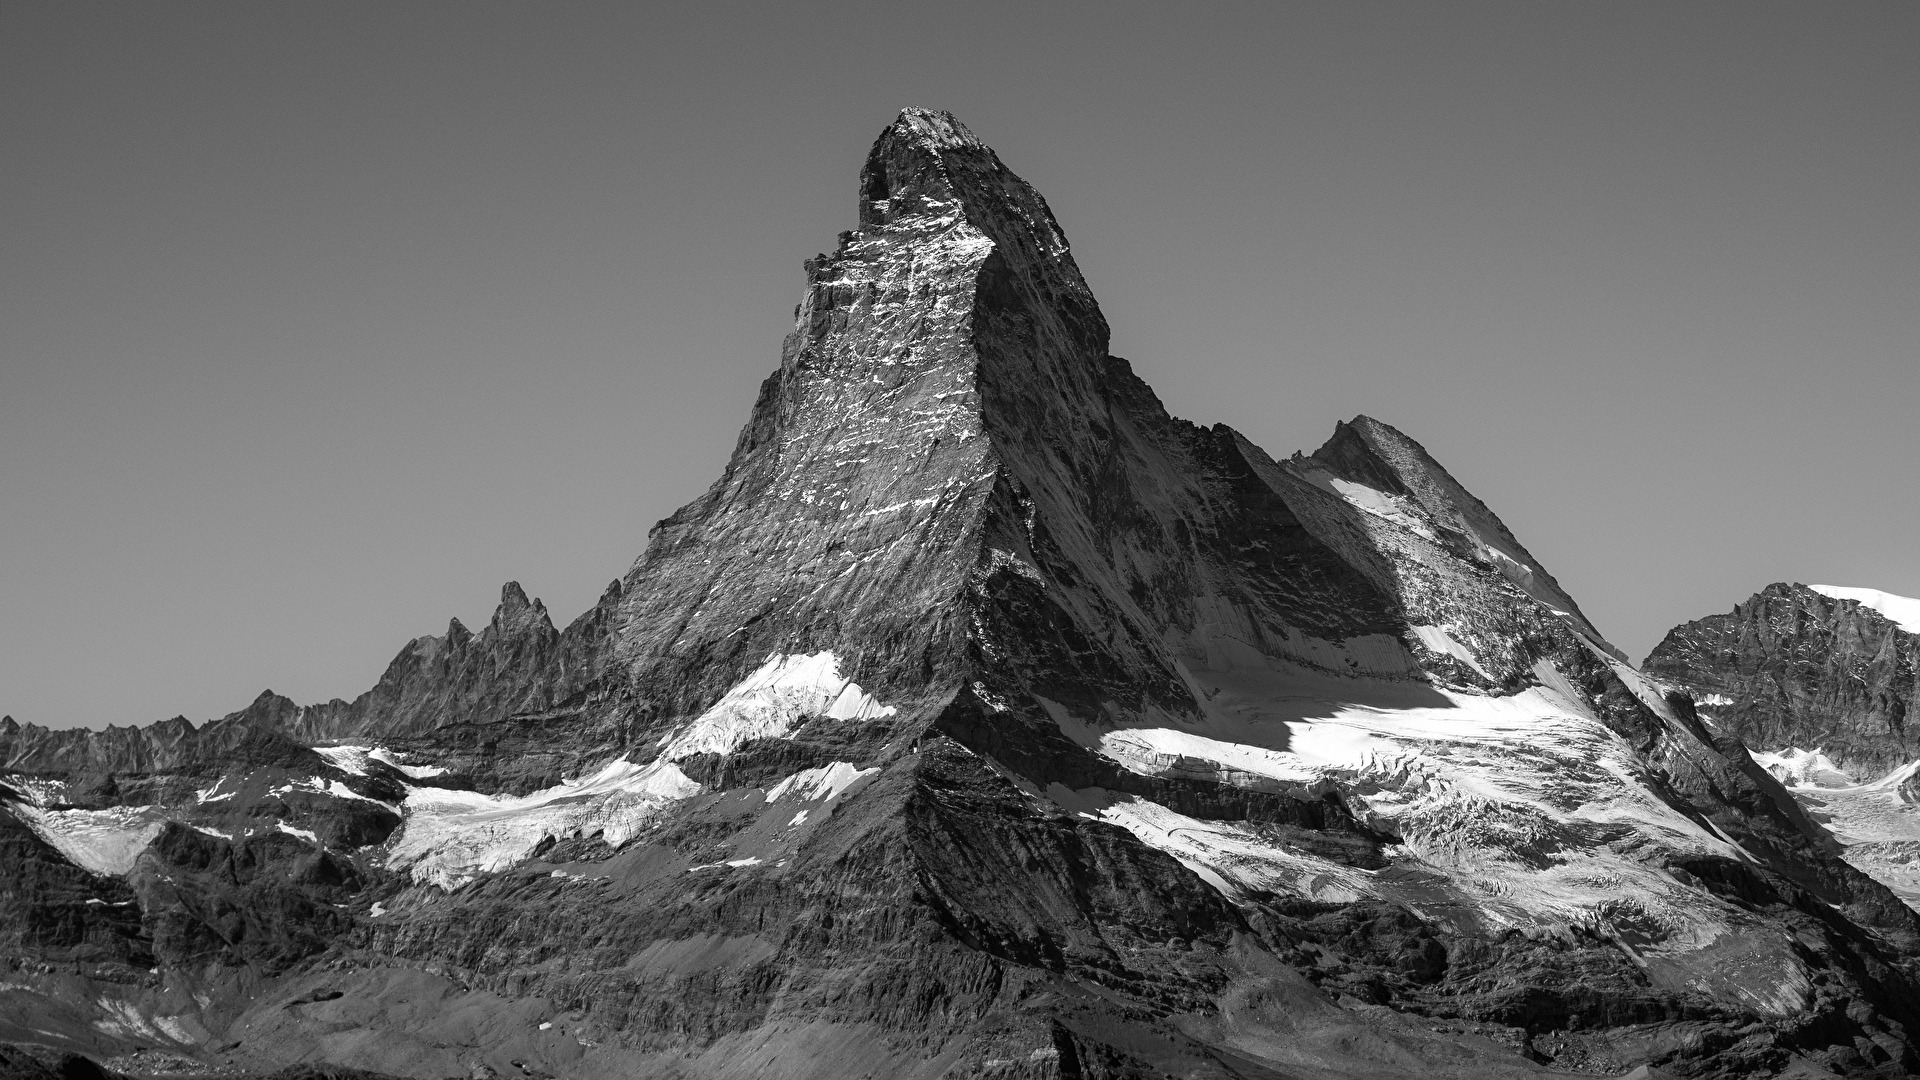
6;109;1920;1080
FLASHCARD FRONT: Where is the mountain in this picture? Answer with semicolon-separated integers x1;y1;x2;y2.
6;109;1920;1080
1647;583;1920;779
1647;582;1920;920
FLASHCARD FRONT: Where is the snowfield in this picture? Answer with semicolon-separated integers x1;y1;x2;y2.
388;758;702;888
765;761;878;803
13;803;166;876
1762;752;1920;910
1750;747;1854;789
1029;633;1820;1011
661;651;897;759
313;743;447;779
1809;584;1920;634
388;652;894;887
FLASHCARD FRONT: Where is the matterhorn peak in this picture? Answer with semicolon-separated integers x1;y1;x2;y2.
855;108;996;231
855;108;1084;289
8;109;1920;1080
887;106;985;149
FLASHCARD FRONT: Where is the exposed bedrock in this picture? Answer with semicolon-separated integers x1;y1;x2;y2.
1648;582;1920;778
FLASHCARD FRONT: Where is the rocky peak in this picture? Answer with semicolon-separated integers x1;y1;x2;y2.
225;689;301;731
856;107;986;228
488;580;551;635
1648;581;1920;776
1287;414;1615;655
610;109;1117;715
497;579;532;612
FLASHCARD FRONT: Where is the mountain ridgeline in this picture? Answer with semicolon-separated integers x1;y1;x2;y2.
6;110;1920;1080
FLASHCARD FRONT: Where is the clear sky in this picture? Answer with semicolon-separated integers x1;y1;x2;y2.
5;2;1916;729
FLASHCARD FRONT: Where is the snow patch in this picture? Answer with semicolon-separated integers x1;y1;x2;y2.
195;779;236;804
387;758;701;888
1058;788;1373;903
323;778;386;804
11;805;163;876
1;776;67;806
277;822;319;844
1751;747;1854;789
314;743;448;779
663;652;896;759
247;774;396;806
1299;472;1440;542
1810;585;1920;635
368;746;447;779
312;745;371;775
91;1000;190;1044
1408;625;1493;679
687;856;764;873
764;761;879;803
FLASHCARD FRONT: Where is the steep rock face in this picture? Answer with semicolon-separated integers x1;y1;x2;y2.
606;110;1063;725
1647;583;1920;918
8;110;1920;1080
0;782;152;972
1647;582;1920;777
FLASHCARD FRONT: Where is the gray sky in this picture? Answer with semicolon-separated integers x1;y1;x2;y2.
5;2;1916;729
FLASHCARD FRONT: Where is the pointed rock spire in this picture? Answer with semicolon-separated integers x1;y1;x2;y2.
857;108;985;228
489;580;552;635
498;580;531;612
614;108;1107;711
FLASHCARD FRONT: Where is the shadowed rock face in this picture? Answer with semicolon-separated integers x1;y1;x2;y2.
7;110;1920;1080
1648;582;1920;778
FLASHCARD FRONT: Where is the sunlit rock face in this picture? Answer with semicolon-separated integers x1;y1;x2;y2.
1650;583;1920;922
6;110;1920;1080
1648;581;1920;778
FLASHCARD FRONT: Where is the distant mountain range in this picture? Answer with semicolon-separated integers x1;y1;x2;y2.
5;110;1919;1080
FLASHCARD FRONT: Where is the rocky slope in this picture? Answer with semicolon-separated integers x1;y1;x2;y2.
1647;582;1920;779
6;110;1920;1080
1646;583;1920;923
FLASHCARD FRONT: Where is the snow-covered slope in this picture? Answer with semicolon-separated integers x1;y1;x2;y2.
1758;754;1920;910
1810;584;1920;634
1750;747;1855;789
387;758;701;888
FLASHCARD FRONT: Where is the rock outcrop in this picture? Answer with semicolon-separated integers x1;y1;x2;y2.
1646;582;1920;923
7;110;1920;1080
1647;582;1920;778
